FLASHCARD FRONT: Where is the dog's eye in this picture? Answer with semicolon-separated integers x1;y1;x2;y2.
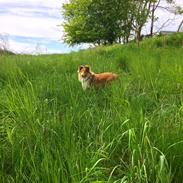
79;66;83;71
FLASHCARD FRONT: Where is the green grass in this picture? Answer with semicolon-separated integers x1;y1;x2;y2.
0;33;183;182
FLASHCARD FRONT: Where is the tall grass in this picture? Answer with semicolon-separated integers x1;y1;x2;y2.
0;34;183;182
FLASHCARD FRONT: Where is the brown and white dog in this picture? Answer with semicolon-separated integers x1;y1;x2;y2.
78;65;118;90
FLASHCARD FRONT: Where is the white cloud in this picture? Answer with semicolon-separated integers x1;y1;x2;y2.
8;39;38;54
4;7;60;19
0;0;67;53
8;39;64;54
0;0;64;9
8;38;90;54
0;14;63;39
0;0;64;40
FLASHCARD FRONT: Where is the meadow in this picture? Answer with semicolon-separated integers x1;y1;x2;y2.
0;33;183;183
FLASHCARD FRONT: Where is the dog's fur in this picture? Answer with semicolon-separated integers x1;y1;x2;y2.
78;65;118;90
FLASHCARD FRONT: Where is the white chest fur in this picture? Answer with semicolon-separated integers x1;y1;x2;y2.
82;80;90;90
78;75;90;90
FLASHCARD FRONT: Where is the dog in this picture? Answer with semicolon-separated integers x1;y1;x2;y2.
78;65;118;90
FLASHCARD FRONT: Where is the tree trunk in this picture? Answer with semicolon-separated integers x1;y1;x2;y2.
118;37;121;44
177;19;183;32
150;0;160;36
136;27;142;46
126;36;129;43
150;2;155;36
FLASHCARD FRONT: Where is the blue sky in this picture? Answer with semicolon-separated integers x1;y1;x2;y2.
0;0;182;54
0;0;89;54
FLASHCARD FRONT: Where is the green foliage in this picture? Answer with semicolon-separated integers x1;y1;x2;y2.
63;0;135;45
0;34;183;182
63;0;93;44
63;0;180;45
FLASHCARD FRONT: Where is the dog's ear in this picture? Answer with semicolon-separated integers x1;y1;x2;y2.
78;65;84;72
85;65;90;72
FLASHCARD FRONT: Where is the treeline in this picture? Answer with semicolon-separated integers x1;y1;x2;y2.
62;0;182;45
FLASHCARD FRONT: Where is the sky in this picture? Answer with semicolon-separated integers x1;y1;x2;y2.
0;0;182;54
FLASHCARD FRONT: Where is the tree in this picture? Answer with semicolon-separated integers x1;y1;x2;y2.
149;0;160;36
149;0;183;36
63;0;180;46
87;0;131;44
176;5;183;32
63;0;132;45
63;0;93;45
130;0;153;44
177;19;183;32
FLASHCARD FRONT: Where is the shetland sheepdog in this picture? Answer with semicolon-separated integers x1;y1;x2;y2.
78;65;118;90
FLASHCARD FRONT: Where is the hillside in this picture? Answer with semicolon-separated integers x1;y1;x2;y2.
0;33;183;183
0;48;15;55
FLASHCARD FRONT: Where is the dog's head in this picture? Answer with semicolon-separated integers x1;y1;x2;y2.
78;65;91;79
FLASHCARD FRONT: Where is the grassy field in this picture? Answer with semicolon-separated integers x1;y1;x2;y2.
0;33;183;183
